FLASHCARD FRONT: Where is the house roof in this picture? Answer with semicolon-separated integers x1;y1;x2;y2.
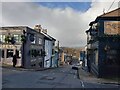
88;8;120;27
97;8;120;21
89;21;97;26
42;33;56;41
95;8;120;22
0;26;28;30
0;26;44;36
98;8;120;17
1;26;56;41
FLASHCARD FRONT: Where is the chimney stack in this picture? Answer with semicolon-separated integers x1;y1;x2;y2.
42;29;47;34
34;24;42;33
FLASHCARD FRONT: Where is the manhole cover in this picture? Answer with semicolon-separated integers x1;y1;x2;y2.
40;76;56;80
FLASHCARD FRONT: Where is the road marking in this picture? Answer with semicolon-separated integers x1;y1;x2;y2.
12;70;18;72
74;75;76;78
81;81;85;88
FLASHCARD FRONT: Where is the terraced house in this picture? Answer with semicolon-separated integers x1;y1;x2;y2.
0;25;57;69
86;8;120;77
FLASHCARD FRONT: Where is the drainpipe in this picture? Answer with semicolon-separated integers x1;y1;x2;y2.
57;41;59;67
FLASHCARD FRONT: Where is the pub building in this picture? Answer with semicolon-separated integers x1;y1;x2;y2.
86;8;120;77
0;25;56;69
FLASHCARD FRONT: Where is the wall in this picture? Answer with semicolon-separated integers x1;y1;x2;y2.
0;27;24;67
44;40;52;68
24;27;44;69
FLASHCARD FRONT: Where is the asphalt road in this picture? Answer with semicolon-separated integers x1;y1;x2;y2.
2;65;120;89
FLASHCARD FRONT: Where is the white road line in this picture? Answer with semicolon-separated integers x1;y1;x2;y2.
81;81;85;88
12;70;18;71
74;75;76;78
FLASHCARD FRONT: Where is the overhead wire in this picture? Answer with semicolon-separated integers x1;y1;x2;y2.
107;0;116;12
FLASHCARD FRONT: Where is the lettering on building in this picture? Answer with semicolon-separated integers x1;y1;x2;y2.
104;21;120;35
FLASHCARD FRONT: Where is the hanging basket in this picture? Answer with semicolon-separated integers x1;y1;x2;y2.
21;35;26;43
5;36;11;43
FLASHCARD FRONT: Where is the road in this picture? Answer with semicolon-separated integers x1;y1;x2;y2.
2;65;120;89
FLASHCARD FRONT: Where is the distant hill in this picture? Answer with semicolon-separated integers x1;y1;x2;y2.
59;47;84;60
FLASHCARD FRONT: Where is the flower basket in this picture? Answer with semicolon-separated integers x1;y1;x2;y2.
21;35;26;43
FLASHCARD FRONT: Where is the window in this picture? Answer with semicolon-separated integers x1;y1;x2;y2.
31;36;36;44
53;42;55;46
95;50;98;66
0;49;4;58
3;35;6;42
0;35;5;43
39;38;42;44
0;35;2;43
52;49;54;54
14;35;19;42
14;34;21;43
7;49;13;58
105;49;120;65
2;50;4;58
16;50;21;58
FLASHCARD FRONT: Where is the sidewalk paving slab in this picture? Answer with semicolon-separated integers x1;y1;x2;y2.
78;67;120;85
1;64;57;71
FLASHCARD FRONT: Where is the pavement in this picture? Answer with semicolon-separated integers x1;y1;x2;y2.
78;67;120;85
1;63;57;71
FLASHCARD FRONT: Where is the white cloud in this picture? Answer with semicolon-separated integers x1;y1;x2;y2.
0;2;2;27
1;1;119;47
1;0;92;2
1;0;32;2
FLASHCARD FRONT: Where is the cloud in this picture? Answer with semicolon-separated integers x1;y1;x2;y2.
1;0;92;2
1;1;119;47
1;0;32;2
0;2;2;27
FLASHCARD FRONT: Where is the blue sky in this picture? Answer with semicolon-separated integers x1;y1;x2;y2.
37;2;91;12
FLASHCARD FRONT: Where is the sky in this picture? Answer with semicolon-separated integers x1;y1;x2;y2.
0;0;119;47
36;2;91;12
